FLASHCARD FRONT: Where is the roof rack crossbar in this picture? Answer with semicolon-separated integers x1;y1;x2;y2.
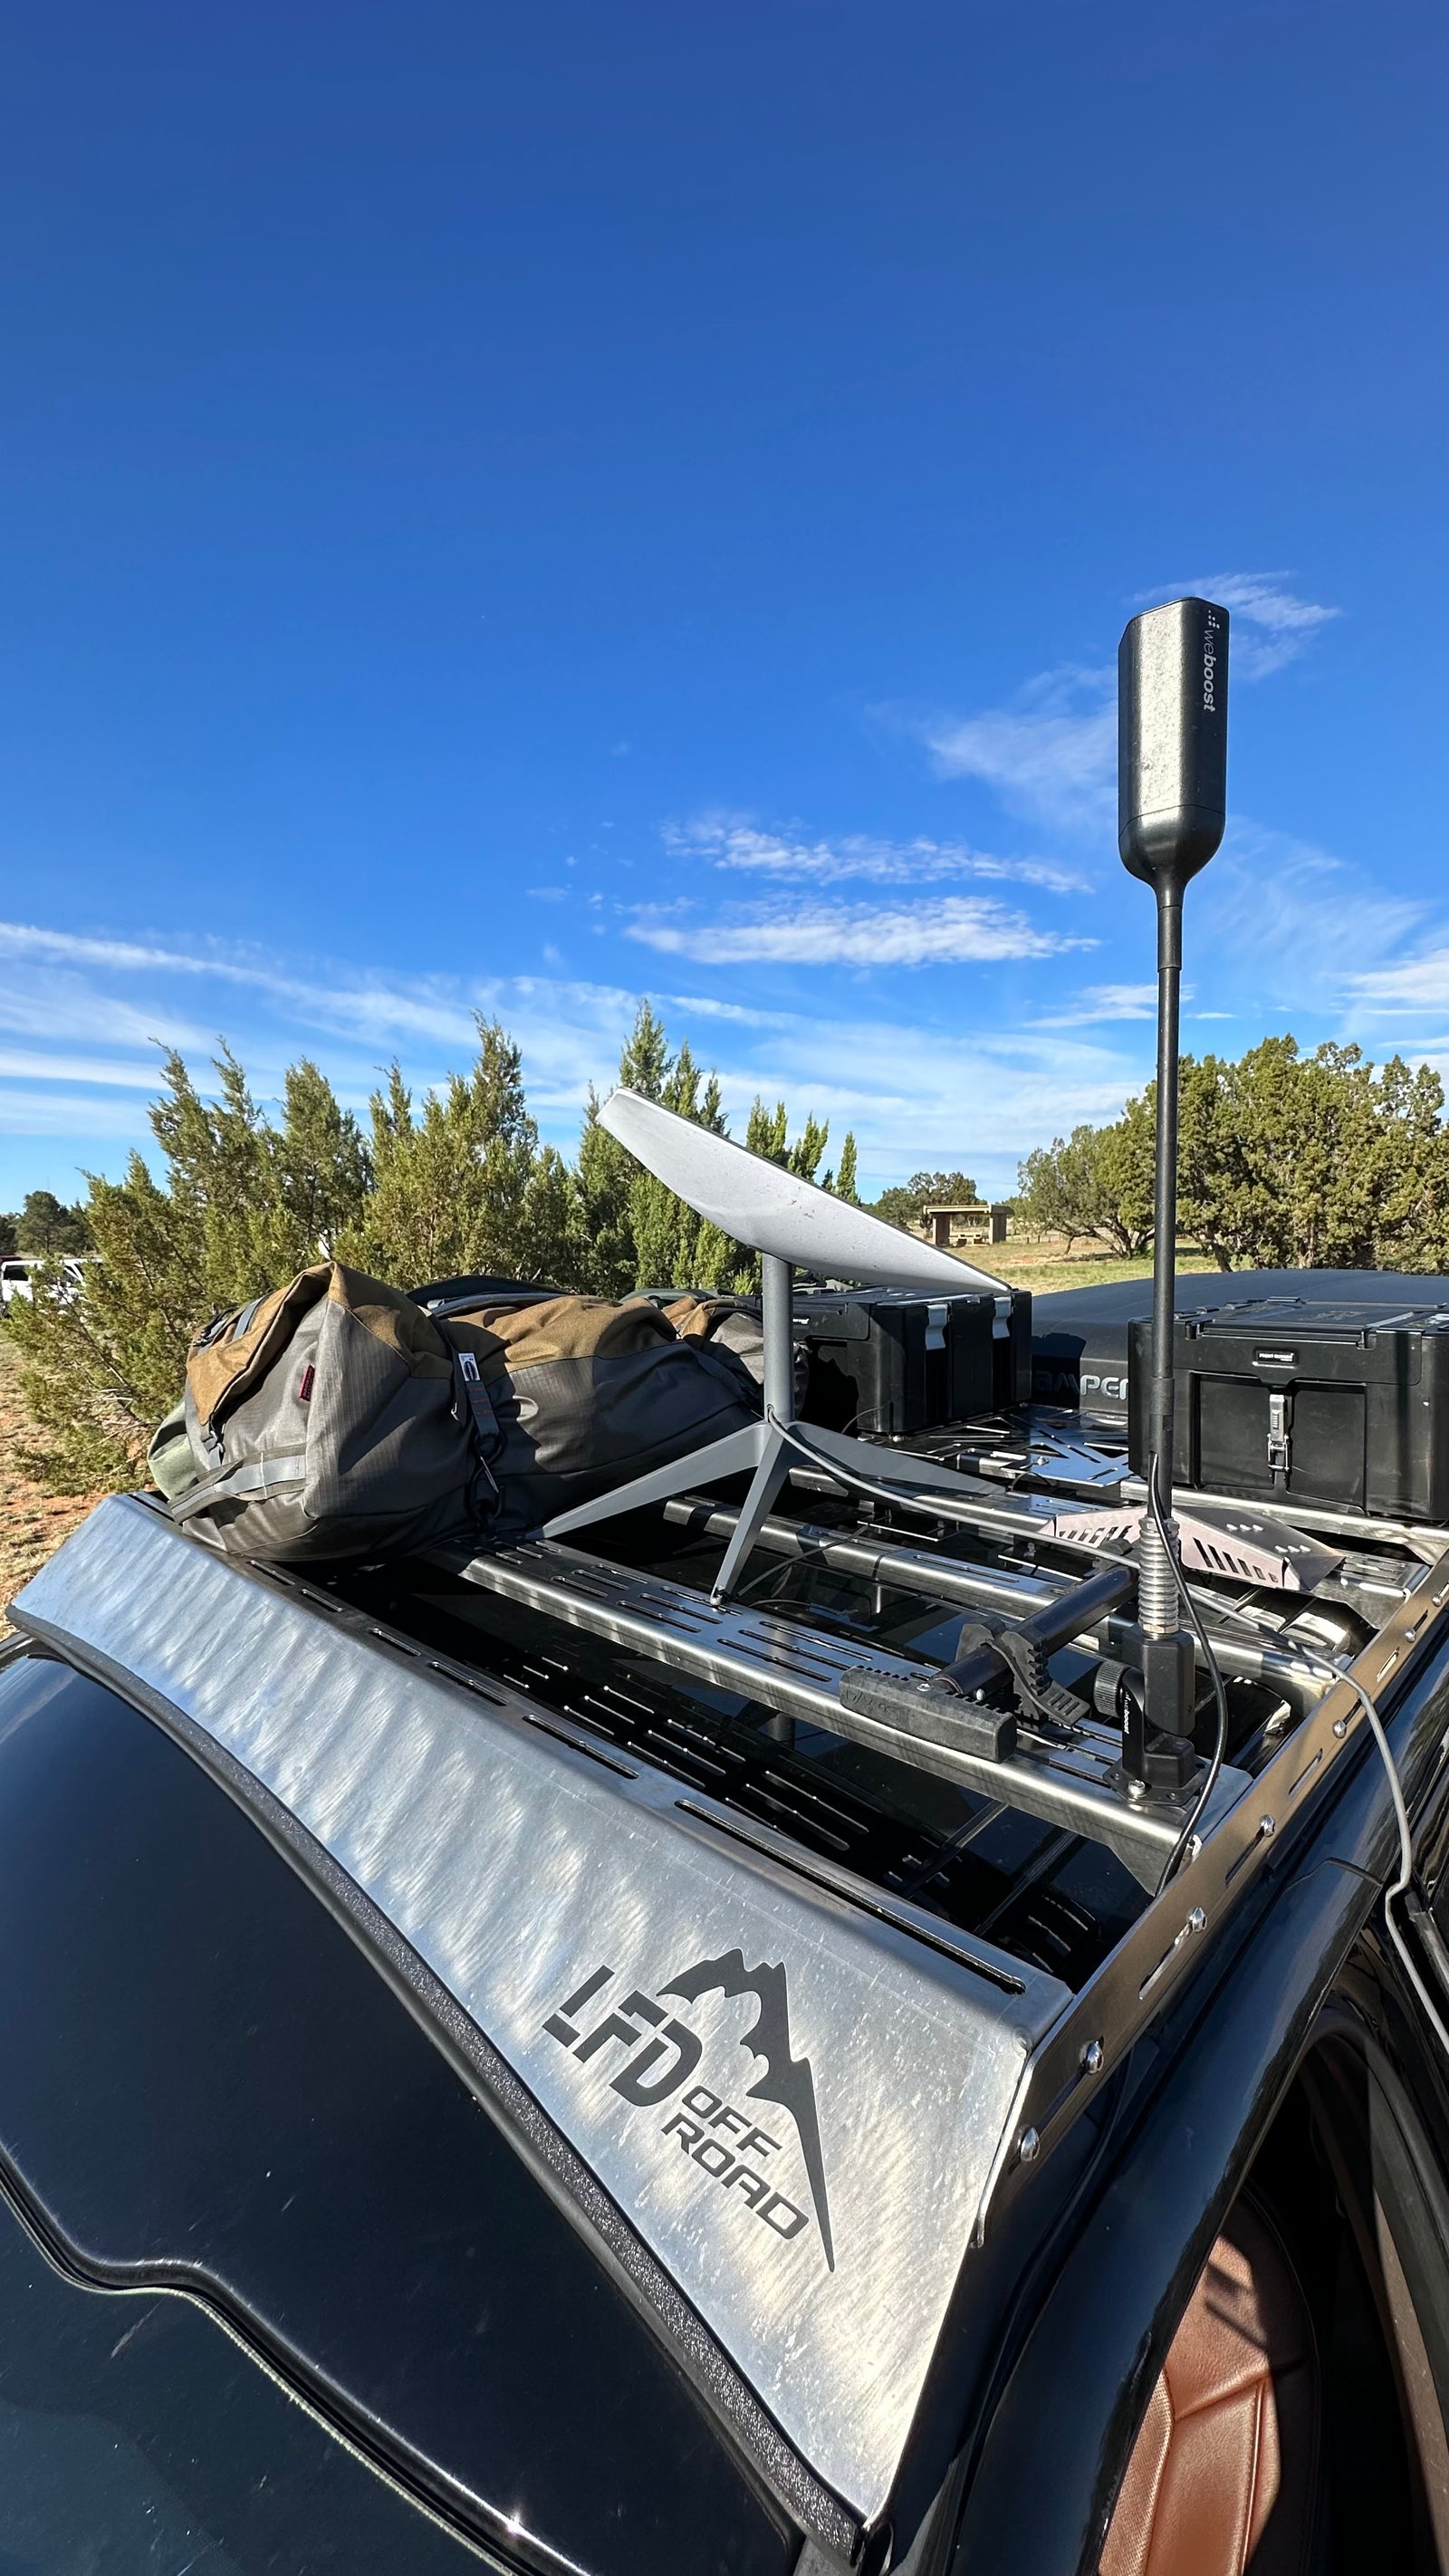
658;1495;1338;1708
433;1538;1251;1888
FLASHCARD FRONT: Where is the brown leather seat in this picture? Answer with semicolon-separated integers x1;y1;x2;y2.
1101;2196;1319;2576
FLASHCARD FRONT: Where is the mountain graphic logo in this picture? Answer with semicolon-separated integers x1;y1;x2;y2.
662;1948;834;2271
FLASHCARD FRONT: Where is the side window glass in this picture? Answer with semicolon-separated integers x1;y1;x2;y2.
1305;2041;1449;2571
1365;2068;1449;2563
0;2187;478;2576
1102;2047;1449;2576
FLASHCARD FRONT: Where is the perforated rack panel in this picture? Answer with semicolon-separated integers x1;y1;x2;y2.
442;1539;1248;1884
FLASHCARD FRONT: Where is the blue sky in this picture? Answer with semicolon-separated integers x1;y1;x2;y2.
1;0;1444;1206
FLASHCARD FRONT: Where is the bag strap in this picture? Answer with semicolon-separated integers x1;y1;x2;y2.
170;1454;308;1520
451;1346;502;1507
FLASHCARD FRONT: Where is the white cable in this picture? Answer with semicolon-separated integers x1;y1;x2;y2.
1299;1653;1449;2062
772;1411;1449;2045
1147;1455;1229;1893
766;1411;982;1523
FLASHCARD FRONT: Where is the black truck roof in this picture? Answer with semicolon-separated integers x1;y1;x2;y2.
6;1372;1449;2571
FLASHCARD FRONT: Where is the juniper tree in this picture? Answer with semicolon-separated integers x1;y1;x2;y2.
571;1003;674;1296
629;1042;732;1290
14;1190;92;1254
344;1019;541;1287
570;1006;772;1296
9;1048;369;1490
1176;1039;1446;1272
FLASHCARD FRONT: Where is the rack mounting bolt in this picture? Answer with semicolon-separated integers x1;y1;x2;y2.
1082;2040;1104;2075
1019;2128;1041;2165
1187;1907;1206;1934
1333;1716;1349;1738
1259;1815;1276;1839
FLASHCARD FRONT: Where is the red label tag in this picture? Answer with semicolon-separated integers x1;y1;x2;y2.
298;1363;315;1403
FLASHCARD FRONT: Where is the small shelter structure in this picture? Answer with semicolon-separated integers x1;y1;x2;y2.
921;1201;1011;1250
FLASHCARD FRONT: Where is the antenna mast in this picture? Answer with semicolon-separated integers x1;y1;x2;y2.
1118;596;1230;1778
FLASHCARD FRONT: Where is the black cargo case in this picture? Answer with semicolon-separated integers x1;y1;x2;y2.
794;1283;1032;1437
1128;1296;1449;1521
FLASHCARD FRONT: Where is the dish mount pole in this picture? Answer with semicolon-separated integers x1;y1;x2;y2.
1118;597;1230;1783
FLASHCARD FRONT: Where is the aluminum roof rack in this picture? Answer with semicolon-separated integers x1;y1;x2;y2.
431;1535;1250;1888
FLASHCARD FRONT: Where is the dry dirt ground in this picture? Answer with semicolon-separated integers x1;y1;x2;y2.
0;1331;106;1635
995;1247;1156;1292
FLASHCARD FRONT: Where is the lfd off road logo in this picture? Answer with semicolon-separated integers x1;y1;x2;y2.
544;1948;835;2270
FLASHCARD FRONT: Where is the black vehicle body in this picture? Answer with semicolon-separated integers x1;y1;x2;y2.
7;1290;1449;2572
1029;1266;1449;1418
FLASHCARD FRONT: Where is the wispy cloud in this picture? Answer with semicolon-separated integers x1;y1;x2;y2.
0;972;212;1053
0;1046;178;1089
1149;572;1340;679
0;917;652;1139
1346;952;1449;1016
906;575;1338;835
0;910;1154;1196
910;667;1117;832
627;893;1094;968
0;918;484;1051
0;1088;157;1139
0;922;227;977
1032;982;1160;1028
664;813;1087;894
655;991;798;1029
1202;823;1427;1008
694;1013;1146;1187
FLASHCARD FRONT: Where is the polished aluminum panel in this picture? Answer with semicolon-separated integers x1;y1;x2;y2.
12;1496;1069;2524
1038;1497;1342;1593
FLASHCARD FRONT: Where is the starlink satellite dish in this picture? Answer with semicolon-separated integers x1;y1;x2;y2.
545;1087;1011;1595
599;1089;1010;1296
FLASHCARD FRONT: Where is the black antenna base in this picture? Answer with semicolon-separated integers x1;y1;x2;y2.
1116;1629;1199;1794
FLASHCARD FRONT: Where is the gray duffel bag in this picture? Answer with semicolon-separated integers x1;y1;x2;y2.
149;1266;761;1562
439;1292;759;1536
156;1263;493;1561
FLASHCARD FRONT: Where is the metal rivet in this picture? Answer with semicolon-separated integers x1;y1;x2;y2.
1333;1716;1348;1738
1187;1907;1206;1933
1259;1815;1276;1838
1019;2128;1041;2164
1082;2039;1104;2074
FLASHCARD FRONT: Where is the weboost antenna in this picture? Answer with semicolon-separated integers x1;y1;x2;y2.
1118;596;1229;1786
